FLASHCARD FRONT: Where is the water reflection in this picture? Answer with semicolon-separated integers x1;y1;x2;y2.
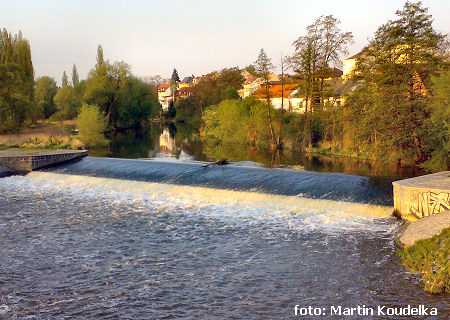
89;124;423;179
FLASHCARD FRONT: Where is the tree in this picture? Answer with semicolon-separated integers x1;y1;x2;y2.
0;63;31;132
35;76;57;119
96;45;104;68
62;71;69;87
0;28;34;131
423;69;450;171
72;64;79;86
347;1;448;165
52;85;81;120
84;59;159;129
254;48;277;146
76;103;109;147
292;15;353;150
171;68;180;82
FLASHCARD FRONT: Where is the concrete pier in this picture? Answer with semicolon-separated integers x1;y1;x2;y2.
0;149;87;173
393;171;450;221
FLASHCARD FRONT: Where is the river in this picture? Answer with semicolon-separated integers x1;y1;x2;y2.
0;127;448;319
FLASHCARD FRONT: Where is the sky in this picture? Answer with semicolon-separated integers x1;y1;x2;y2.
1;0;449;84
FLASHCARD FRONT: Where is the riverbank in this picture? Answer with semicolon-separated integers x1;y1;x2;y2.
0;120;84;150
397;221;449;294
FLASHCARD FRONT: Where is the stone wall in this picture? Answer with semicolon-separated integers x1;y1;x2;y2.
393;171;450;220
0;150;87;173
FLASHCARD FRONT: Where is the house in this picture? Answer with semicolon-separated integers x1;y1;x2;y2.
179;76;194;89
157;84;173;111
175;86;193;99
253;83;306;113
342;51;364;79
238;73;280;99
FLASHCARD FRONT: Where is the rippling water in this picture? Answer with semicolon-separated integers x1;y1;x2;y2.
0;158;448;319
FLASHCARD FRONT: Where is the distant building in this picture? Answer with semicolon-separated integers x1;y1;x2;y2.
238;73;280;99
342;51;363;79
157;84;173;111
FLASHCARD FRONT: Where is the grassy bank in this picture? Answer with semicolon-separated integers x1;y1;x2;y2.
0;120;84;150
398;227;449;294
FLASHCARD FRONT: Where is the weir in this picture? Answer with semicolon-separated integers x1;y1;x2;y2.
43;157;395;206
0;149;87;173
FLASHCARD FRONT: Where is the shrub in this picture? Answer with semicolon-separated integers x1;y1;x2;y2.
76;103;109;147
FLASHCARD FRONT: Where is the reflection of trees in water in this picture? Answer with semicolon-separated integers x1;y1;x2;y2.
89;127;159;159
91;123;422;178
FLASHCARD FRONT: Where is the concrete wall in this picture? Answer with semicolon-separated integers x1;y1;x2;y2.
393;171;450;220
0;150;87;172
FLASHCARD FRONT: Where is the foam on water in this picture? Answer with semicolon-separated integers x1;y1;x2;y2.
2;171;395;233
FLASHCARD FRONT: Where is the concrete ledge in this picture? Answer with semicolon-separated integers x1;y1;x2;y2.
395;210;450;248
393;171;450;220
0;149;87;172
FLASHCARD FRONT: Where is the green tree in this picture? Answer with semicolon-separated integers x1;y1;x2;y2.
72;64;79;86
171;68;180;82
292;15;353;150
254;48;276;146
35;76;57;119
52;85;81;120
62;71;69;87
423;69;450;171
174;68;244;127
76;103;109;147
96;45;104;69
347;1;447;165
0;28;34;131
0;63;31;132
84;60;158;129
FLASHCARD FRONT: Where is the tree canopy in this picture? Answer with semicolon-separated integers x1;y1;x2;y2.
347;1;448;165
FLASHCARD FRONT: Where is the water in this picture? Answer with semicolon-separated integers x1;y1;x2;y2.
1;158;448;319
88;125;424;179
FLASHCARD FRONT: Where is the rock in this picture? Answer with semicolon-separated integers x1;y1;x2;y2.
395;210;450;248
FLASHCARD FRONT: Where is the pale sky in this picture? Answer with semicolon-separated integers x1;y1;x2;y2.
1;0;449;84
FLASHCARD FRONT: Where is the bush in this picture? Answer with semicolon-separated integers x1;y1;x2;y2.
398;227;449;294
76;103;109;147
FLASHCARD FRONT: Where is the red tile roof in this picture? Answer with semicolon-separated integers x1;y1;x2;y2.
157;84;170;90
253;83;299;99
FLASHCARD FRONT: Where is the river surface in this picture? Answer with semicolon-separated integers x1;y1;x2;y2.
88;125;423;179
0;157;448;319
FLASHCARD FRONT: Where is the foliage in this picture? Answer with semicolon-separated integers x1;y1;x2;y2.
254;48;276;146
398;227;449;294
72;64;79;86
291;15;353;150
52;84;82;120
62;71;69;87
422;69;450;171
221;86;240;100
96;45;104;68
203;97;271;147
347;1;447;165
167;101;177;118
76;103;109;146
174;68;244;129
0;28;35;131
171;68;180;82
0;63;32;133
35;76;58;119
83;60;159;129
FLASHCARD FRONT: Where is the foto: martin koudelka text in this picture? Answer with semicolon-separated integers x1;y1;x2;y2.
330;305;438;316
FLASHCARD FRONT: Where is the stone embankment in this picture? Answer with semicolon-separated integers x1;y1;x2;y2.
393;171;450;247
395;210;450;248
0;149;87;175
